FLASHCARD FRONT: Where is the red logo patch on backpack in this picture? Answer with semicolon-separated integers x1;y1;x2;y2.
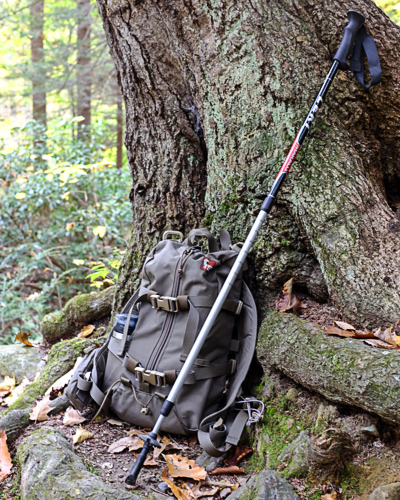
200;256;218;272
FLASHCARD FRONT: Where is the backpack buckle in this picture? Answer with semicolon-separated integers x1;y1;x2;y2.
150;294;179;313
134;366;166;387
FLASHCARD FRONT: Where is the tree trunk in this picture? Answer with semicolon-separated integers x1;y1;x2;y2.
30;0;46;129
96;0;400;326
117;97;123;169
77;0;91;138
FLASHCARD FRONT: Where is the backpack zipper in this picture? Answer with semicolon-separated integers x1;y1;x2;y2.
146;248;195;371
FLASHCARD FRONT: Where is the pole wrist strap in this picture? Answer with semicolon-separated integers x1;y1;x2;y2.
349;25;382;88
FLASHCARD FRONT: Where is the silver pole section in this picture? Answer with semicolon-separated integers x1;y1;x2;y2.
151;209;268;435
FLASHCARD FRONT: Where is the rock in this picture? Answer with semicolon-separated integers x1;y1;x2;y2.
0;409;30;442
286;388;298;402
361;425;380;437
369;482;400;499
41;286;115;344
226;470;299;499
17;427;144;500
261;375;275;401
278;431;311;477
0;344;45;383
195;450;226;472
3;336;105;415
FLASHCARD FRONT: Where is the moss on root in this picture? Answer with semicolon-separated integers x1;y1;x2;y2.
40;286;115;344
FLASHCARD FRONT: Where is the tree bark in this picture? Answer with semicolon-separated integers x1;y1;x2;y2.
77;0;91;138
117;97;124;168
258;309;400;425
30;0;46;129
96;0;400;326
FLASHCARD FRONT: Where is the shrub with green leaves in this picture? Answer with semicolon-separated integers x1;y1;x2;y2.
0;118;131;344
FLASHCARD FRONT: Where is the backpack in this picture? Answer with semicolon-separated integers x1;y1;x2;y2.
66;228;262;456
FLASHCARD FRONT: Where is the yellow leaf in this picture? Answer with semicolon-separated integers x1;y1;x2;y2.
90;282;103;288
73;259;85;266
63;191;70;200
46;173;54;181
26;292;40;301
72;428;93;444
93;225;107;238
0;376;16;397
14;331;34;347
78;324;95;338
68;178;79;183
15;192;26;199
4;377;31;406
29;395;52;422
6;272;11;279
66;222;75;232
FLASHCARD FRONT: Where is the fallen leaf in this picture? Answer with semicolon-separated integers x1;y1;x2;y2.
0;428;13;483
276;277;303;315
353;329;376;339
133;453;158;466
364;338;400;350
0;376;16;398
191;483;220;498
63;407;86;426
14;331;34;346
161;466;196;500
374;326;400;347
224;446;253;467
107;419;125;426
4;377;31;406
29;395;52;422
154;436;174;460
325;326;354;338
72;428;93;444
209;466;246;475
45;356;83;395
334;321;355;331
321;494;337;500
165;454;207;481
78;325;96;338
108;435;144;453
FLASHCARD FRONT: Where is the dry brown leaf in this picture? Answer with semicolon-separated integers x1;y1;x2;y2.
324;326;354;338
29;395;52;422
108;435;144;453
191;483;220;498
133;453;158;466
321;494;337;500
165;454;207;481
353;329;376;339
334;321;355;331
0;428;13;483
4;377;31;406
224;446;253;467
364;338;400;350
374;326;400;347
154;436;173;460
72;428;93;444
161;466;196;500
63;407;86;426
276;277;303;315
0;376;16;398
14;331;34;347
78;324;96;338
209;465;246;475
45;356;83;395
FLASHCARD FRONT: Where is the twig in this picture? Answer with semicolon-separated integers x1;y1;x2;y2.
45;256;62;309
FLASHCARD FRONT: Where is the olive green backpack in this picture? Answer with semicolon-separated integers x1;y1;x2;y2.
66;229;262;456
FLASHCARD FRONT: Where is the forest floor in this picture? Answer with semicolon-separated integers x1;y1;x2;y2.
2;296;400;499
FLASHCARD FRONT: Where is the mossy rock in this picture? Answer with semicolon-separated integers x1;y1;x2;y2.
16;427;146;500
2;336;105;416
41;286;115;344
0;344;46;383
226;470;299;499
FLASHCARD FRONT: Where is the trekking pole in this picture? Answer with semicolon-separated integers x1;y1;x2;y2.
125;10;368;485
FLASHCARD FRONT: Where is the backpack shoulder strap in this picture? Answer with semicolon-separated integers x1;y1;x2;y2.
198;281;260;456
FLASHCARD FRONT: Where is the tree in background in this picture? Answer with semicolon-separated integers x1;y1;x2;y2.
29;0;46;129
76;0;91;138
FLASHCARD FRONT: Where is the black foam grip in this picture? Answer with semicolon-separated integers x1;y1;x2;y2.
125;440;152;485
333;10;365;70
